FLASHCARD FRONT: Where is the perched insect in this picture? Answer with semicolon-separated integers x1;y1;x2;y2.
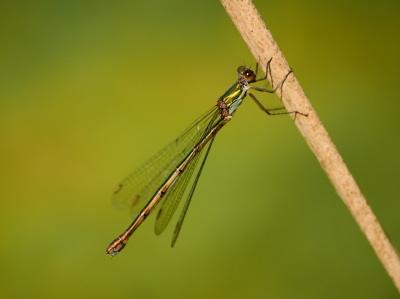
106;58;307;257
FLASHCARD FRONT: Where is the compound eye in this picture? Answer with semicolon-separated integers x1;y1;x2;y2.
237;66;246;75
244;69;255;81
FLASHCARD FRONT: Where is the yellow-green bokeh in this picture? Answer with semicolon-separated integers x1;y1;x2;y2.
1;1;400;298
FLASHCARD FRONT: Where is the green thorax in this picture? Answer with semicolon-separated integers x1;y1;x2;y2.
219;81;247;115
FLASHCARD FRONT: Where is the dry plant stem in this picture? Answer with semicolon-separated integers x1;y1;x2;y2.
220;0;400;292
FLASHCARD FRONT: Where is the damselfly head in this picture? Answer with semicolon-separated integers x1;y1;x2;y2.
237;66;256;82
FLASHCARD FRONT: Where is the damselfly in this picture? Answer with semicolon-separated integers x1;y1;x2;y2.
106;58;307;257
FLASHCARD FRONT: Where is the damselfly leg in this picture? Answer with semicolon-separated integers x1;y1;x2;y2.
249;58;308;117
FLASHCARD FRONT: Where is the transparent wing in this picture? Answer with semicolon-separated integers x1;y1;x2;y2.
154;109;221;235
112;107;219;216
154;147;204;235
171;134;217;247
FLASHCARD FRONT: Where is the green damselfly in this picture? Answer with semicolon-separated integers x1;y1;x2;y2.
106;58;307;257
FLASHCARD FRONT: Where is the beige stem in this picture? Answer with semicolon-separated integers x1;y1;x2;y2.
220;0;400;292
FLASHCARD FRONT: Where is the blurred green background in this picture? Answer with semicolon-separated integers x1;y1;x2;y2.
1;0;400;298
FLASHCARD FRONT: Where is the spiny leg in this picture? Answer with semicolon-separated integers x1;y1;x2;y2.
253;57;273;83
247;92;307;118
247;66;307;117
250;67;293;94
